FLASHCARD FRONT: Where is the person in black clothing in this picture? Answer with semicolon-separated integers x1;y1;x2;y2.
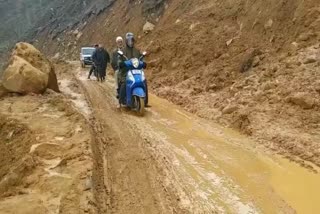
92;44;110;82
88;44;99;79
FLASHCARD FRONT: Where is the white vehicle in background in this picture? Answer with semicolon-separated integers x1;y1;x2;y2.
80;47;95;68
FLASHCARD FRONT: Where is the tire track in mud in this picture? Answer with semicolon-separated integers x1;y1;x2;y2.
75;72;186;214
88;118;109;213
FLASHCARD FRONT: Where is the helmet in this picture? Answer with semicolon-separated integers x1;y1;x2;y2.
125;32;135;48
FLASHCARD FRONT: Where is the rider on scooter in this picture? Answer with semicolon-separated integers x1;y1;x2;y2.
118;32;149;106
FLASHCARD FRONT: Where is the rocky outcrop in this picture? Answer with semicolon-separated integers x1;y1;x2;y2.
2;42;59;94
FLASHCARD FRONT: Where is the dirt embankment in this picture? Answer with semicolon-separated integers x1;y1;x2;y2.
140;0;320;168
0;63;95;213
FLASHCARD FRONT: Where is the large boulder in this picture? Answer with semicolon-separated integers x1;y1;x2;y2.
2;42;59;94
2;56;48;94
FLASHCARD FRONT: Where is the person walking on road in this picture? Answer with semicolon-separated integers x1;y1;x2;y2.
88;44;99;79
92;44;110;82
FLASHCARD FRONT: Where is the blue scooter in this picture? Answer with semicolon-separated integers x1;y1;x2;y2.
118;51;147;115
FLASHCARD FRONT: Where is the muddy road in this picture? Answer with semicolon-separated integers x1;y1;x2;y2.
75;65;320;214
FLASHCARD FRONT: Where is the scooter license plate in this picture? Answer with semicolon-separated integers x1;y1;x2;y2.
132;70;142;75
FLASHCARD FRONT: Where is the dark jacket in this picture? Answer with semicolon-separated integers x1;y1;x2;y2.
111;48;123;71
123;45;142;60
118;45;141;82
92;47;110;69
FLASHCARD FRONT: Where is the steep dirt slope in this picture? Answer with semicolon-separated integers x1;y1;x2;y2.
5;0;315;167
139;0;320;168
39;0;320;168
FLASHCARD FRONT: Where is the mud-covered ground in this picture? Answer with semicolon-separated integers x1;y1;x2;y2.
1;62;320;213
1;0;320;213
0;75;94;212
77;63;320;213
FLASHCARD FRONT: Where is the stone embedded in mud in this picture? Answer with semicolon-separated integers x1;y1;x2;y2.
262;81;277;91
231;109;252;135
76;32;83;40
84;177;92;191
192;86;203;94
226;38;233;46
53;52;60;60
269;35;275;43
288;92;315;109
298;33;311;42
264;19;273;29
303;57;317;64
73;29;79;35
252;56;261;67
285;61;295;69
240;49;262;73
205;83;218;92
143;21;155;34
2;42;59;94
222;105;239;114
172;61;179;69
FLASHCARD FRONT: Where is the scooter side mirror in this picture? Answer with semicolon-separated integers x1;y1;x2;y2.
142;51;147;56
117;50;124;56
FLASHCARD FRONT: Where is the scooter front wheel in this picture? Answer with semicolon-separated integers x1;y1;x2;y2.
134;96;145;116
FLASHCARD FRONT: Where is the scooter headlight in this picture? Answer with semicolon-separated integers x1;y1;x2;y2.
132;58;139;68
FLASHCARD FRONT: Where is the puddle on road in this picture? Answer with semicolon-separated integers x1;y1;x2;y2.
94;71;319;213
143;95;320;213
60;79;92;117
